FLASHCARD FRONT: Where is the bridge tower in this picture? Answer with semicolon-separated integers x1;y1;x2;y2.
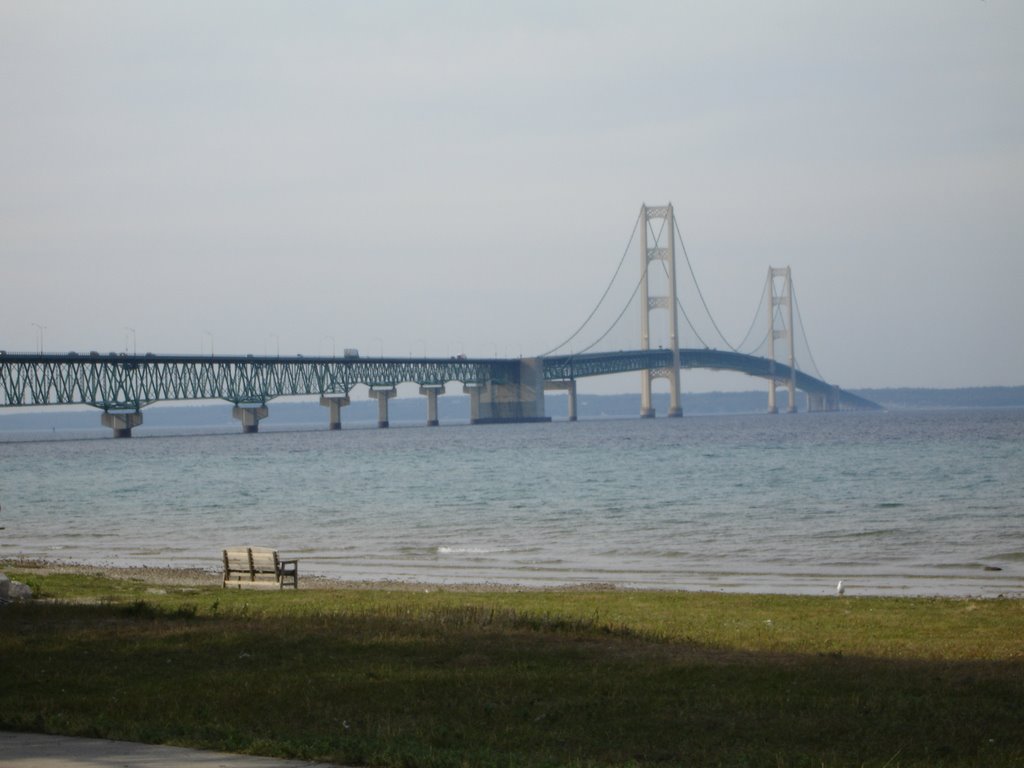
767;266;796;414
639;203;682;418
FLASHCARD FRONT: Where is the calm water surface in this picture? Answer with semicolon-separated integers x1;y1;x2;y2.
1;409;1022;597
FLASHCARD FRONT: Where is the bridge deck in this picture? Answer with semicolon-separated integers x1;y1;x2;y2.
542;349;880;410
0;350;878;411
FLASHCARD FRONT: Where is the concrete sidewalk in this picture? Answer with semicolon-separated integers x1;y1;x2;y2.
0;731;346;767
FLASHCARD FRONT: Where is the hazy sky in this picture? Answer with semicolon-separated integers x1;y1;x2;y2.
2;1;1021;395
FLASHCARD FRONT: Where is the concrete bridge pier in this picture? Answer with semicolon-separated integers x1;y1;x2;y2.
768;386;797;415
319;394;351;430
828;389;840;411
469;358;550;424
233;405;269;434
807;387;841;412
102;410;143;438
545;380;577;421
369;387;396;428
419;385;445;426
463;383;483;422
639;371;657;418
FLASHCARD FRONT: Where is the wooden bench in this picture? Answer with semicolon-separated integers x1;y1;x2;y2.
222;546;299;589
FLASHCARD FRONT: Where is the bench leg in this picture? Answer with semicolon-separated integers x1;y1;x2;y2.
277;561;299;589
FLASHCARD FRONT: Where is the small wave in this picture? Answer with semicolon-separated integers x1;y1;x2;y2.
876;502;906;509
835;528;906;539
929;562;997;571
992;551;1024;562
513;558;565;566
437;545;508;556
392;546;440;558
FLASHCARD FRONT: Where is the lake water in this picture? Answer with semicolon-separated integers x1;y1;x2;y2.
1;409;1022;597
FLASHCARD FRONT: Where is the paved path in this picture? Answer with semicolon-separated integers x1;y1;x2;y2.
0;731;347;767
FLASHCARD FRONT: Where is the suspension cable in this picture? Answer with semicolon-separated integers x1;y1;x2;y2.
674;218;737;351
649;256;711;348
650;216;712;348
747;326;772;356
573;269;646;355
538;209;641;357
568;219;664;356
792;279;825;380
676;296;710;348
734;271;769;353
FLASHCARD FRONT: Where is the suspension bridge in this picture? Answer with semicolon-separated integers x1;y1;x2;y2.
0;203;879;436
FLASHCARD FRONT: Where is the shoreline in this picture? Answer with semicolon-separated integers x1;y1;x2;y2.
0;558;621;594
4;557;1021;599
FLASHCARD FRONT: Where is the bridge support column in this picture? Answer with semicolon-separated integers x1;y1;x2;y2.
826;387;840;412
369;387;396;428
767;266;796;414
544;380;577;421
233;405;269;434
470;358;550;424
639;203;683;419
463;383;483;423
769;387;798;414
640;377;656;419
419;385;445;426
807;392;835;412
319;394;351;430
102;410;143;438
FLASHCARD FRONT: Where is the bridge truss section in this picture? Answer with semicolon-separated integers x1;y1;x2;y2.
0;353;502;412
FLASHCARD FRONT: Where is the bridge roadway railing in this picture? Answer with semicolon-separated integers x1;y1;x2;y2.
541;349;880;411
0;353;508;411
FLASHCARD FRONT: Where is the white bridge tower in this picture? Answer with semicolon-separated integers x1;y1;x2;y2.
767;266;796;414
639;203;682;418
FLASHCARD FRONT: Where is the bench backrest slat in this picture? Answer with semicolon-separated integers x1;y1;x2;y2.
249;547;280;574
223;548;252;574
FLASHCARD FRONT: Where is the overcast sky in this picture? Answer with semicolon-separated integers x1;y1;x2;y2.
2;1;1021;395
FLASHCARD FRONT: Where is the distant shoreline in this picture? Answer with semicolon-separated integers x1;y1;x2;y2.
1;386;1022;433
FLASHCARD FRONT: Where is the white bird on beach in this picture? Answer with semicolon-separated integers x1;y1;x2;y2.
836;580;845;596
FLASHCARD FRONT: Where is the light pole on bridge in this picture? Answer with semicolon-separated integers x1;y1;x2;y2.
31;323;45;354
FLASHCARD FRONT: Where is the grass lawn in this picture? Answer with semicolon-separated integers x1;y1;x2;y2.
1;565;1022;767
